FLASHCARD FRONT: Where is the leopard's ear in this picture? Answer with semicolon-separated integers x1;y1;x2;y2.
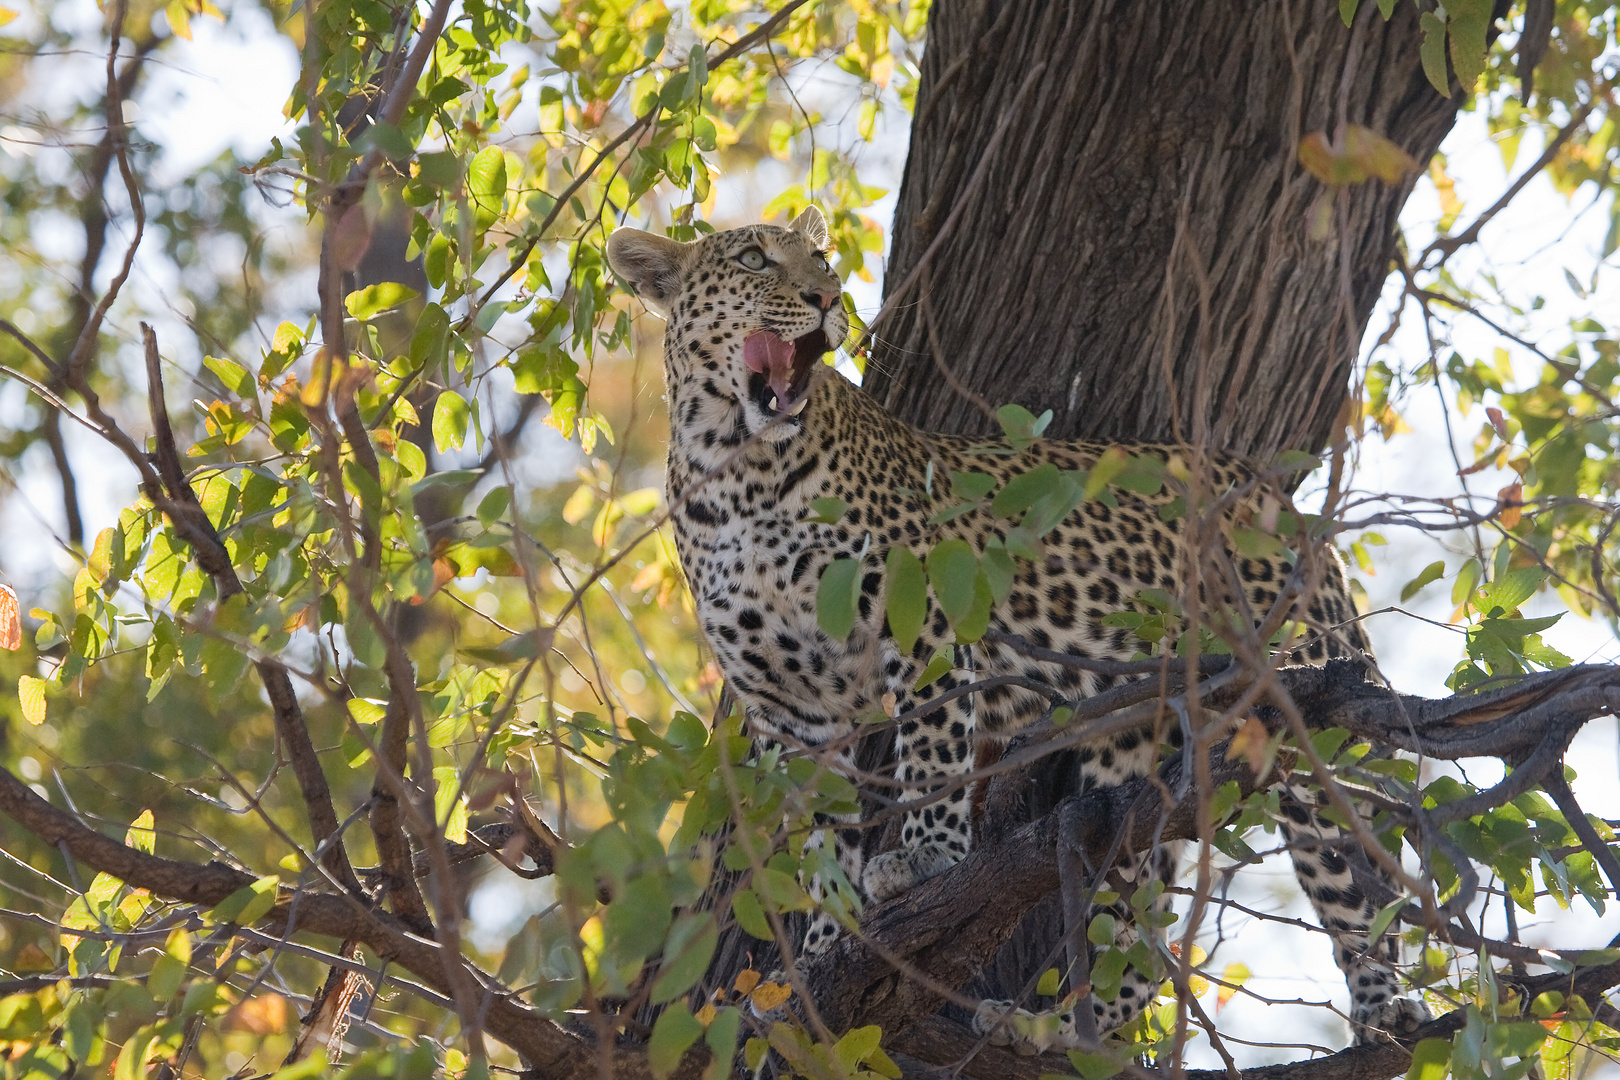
606;229;691;316
788;205;828;250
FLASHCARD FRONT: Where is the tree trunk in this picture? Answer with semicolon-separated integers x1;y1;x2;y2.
859;0;1483;1046
864;0;1466;456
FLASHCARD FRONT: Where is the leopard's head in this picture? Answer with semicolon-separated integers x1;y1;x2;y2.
607;207;847;434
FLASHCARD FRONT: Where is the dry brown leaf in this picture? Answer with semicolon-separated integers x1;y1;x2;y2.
12;942;52;972
750;981;791;1012
0;585;19;650
1497;482;1524;530
1486;406;1510;440
226;992;289;1035
1229;715;1270;772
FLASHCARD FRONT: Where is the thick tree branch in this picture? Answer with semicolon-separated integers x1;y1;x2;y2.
799;661;1620;1044
0;766;709;1080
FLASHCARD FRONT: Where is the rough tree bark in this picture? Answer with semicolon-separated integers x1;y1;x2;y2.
864;0;1471;455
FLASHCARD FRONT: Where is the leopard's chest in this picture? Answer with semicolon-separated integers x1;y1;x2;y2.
671;473;881;734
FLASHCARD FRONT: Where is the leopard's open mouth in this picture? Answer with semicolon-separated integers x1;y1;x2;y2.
746;327;831;419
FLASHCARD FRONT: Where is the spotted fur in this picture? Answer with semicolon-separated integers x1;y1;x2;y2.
607;210;1428;1047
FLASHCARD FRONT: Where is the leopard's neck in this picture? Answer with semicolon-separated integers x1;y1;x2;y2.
663;357;921;514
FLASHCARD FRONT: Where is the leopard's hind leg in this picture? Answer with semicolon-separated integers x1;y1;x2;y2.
1278;783;1429;1043
974;840;1184;1052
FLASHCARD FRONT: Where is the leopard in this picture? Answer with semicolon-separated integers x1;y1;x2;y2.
606;206;1429;1050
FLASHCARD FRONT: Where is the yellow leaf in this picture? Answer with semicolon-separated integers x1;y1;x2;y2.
125;809;155;854
1344;125;1418;183
562;485;595;525
18;674;46;724
750;981;791;1013
694;1001;717;1025
1217;962;1250;1010
734;969;761;995
166;0;191;39
0;8;18;28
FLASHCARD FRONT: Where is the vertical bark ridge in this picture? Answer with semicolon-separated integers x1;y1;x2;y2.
865;0;1464;457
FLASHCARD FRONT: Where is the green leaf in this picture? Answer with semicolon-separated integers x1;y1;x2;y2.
649;915;718;1004
949;471;996;501
344;281;420;318
925;539;979;625
1475;567;1545;616
834;1026;882;1072
703;1007;740;1080
992;462;1062;519
1068;1050;1126;1080
148;951;186;1000
1401;560;1447;602
884;547;927;656
206;875;278;926
418;150;462;188
1419;11;1450;96
1087;912;1117;945
1339;0;1359;27
731;889;772;940
433;765;468;843
1447;0;1490;93
649;1003;703;1080
817;558;862;641
467;145;508;232
912;648;953;692
979;541;1016;605
687;43;709;102
1036;967;1062;995
996;403;1050;450
363;121;413;159
433;391;471;453
808;496;848;524
1407;1037;1452;1080
745;1038;769;1072
476;486;512;526
203;354;254;398
124;809;155;855
1451;558;1482;605
409;302;451;370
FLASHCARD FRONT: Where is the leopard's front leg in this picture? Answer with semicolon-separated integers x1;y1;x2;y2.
861;644;979;902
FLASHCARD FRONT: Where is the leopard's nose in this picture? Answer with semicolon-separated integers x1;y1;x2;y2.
801;288;839;312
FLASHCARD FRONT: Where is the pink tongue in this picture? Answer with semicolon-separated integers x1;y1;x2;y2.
743;330;797;402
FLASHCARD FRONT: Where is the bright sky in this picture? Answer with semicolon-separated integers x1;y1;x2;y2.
6;3;1620;1067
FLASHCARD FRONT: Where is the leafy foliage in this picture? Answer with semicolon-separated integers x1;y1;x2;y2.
0;1;1617;1079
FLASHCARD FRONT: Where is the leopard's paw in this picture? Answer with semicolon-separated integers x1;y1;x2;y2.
861;842;961;902
973;999;1019;1047
1352;995;1430;1045
972;999;1079;1056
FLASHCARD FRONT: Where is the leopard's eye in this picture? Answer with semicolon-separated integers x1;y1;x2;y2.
737;248;768;271
816;253;831;272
